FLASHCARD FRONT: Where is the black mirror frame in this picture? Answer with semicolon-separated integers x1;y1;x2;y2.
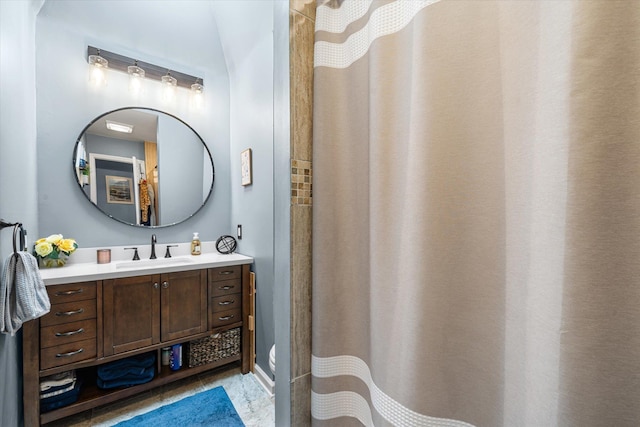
72;107;215;228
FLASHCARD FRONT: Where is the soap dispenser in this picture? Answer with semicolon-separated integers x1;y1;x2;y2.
191;232;201;255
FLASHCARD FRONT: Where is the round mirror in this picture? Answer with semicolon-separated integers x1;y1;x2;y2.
73;107;214;227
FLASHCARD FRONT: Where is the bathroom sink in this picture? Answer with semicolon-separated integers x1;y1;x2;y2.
115;257;195;270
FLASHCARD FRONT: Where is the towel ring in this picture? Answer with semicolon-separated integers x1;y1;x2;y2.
13;223;24;254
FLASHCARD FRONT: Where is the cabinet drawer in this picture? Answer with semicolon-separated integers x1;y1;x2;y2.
209;265;241;282
40;300;96;327
40;338;97;370
211;294;241;312
211;308;241;328
47;282;96;305
209;279;241;297
41;319;97;349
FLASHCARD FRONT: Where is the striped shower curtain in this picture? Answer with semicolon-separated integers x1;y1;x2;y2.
311;1;639;426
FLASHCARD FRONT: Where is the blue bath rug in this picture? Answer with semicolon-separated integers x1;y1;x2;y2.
113;386;245;426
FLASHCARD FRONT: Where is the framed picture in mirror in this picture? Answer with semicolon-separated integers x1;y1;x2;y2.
241;148;252;186
106;175;134;204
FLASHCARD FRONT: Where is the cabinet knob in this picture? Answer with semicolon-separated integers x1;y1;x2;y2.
154;282;159;289
163;281;169;288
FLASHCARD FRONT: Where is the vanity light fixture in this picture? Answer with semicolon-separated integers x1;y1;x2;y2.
86;46;204;98
88;49;108;87
127;61;145;96
105;120;134;133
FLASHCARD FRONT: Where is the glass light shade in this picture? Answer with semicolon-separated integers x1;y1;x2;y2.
190;82;204;110
190;82;204;94
128;65;145;96
88;55;108;87
161;73;177;102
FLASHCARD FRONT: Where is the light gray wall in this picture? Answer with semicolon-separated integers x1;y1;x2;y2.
273;0;292;424
229;30;276;378
35;2;231;246
214;0;277;377
0;1;42;425
157;113;203;224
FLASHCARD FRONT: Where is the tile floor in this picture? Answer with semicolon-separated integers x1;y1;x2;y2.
45;366;275;427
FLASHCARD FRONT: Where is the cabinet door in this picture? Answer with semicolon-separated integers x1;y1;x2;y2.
160;269;207;342
103;275;160;356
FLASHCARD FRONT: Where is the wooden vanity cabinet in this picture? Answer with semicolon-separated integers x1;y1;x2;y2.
103;274;160;355
23;264;251;427
103;270;207;356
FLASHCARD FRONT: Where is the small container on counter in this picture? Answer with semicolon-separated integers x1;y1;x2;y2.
191;232;201;256
96;249;111;264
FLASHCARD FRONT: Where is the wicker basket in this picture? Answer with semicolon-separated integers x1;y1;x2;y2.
187;328;241;368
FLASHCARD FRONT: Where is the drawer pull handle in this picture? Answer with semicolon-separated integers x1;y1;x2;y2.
218;300;234;306
55;348;84;358
163;281;169;289
55;289;83;296
219;271;234;275
218;315;234;321
55;308;84;317
218;285;235;290
55;328;85;337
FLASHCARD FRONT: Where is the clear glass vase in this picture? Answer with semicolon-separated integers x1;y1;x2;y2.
41;253;68;268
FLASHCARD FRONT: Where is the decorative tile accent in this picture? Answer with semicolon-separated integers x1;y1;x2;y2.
291;159;312;205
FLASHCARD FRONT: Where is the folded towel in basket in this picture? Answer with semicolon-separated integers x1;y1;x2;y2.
0;252;50;335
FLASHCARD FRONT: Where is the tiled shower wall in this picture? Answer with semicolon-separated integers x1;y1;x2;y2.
290;0;315;425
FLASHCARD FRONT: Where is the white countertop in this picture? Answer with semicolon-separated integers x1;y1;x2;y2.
39;242;253;286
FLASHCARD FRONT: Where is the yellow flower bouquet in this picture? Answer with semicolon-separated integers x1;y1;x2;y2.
34;234;78;268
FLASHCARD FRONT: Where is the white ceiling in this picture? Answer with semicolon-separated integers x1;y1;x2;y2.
86;109;158;143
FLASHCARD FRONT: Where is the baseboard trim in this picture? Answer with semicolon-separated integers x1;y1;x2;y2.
252;363;275;397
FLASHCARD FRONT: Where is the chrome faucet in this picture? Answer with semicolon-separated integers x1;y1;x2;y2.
150;234;157;259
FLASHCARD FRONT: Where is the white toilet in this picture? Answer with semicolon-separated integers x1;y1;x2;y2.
269;344;276;375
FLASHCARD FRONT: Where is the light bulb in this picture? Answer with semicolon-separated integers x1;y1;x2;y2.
128;64;145;96
161;73;177;103
88;54;108;87
190;82;204;110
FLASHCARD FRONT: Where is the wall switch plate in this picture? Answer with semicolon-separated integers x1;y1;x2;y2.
237;224;242;239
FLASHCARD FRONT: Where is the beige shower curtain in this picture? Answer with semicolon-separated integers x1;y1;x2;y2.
311;1;639;426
